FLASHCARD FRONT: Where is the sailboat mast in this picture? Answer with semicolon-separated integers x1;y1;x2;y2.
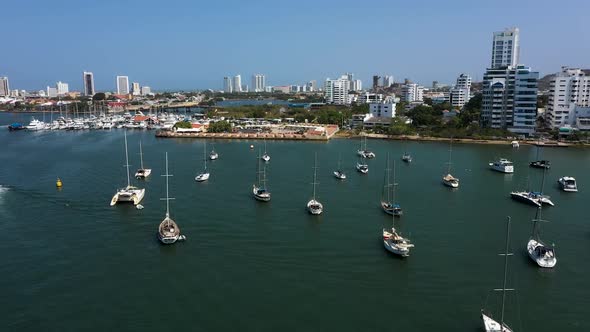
312;153;318;200
392;159;397;204
124;131;131;187
447;139;453;174
139;141;144;169
386;154;391;203
203;142;207;171
165;152;170;217
500;216;512;329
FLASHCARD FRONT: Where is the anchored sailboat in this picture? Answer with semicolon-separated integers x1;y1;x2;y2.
253;149;271;202
209;143;219;160
442;139;459;188
333;154;346;179
481;217;514;332
261;139;270;162
111;131;145;206
357;136;375;159
307;153;323;215
135;141;152;179
382;177;413;257
195;142;210;182
381;154;402;216
158;152;185;244
527;206;557;268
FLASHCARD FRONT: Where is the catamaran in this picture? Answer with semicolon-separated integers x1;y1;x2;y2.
158;152;185;244
110;131;145;206
333;154;346;179
481;217;515;332
307;153;323;215
510;169;554;207
442;139;459;188
253;150;271;202
135;141;152;179
195;142;210;182
381;154;402;216
527;206;556;268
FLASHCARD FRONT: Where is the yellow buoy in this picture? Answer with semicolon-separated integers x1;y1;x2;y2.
56;178;63;188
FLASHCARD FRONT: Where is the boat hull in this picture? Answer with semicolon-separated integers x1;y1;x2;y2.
135;168;152;179
481;311;513;332
356;164;368;174
510;192;541;207
382;229;412;257
307;199;323;215
333;171;346;179
253;185;271;202
158;217;181;245
527;239;557;268
195;172;210;182
111;187;145;206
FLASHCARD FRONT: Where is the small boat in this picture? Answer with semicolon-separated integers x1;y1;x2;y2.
511;141;519;148
442;138;459;188
111;131;146;206
401;152;412;163
8;123;24;131
529;160;550;169
489;158;514;173
306;153;323;215
481;217;514;332
209;144;219;160
261;139;270;162
158;152;184;244
357;136;376;159
381;154;403;216
527;206;556;268
558;177;577;192
333;154;346;179
510;191;541;207
195;142;210;182
356;158;368;174
134;141;152;179
253;150;271;202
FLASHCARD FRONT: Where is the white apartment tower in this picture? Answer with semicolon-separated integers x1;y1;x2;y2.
233;75;242;93
132;82;141;96
117;76;130;95
0;77;9;96
403;83;424;102
223;76;233;93
56;81;69;96
383;75;394;87
141;86;151;95
450;73;472;108
83;72;95;96
324;76;351;105
545;67;590;129
491;28;520;69
252;74;266;92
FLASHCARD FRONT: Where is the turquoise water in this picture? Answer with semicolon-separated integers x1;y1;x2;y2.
1;116;589;331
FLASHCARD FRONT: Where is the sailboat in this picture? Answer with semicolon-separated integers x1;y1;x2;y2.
158;152;185;244
401;152;412;163
510;168;554;207
261;139;270;162
253;150;271;202
357;136;376;159
527;206;557;268
307;153;323;215
381;154;403;216
530;139;550;169
195;142;210;182
209;143;219;160
110;131;146;206
382;176;413;257
481;217;514;332
442;139;459;188
333;154;346;179
135;141;152;179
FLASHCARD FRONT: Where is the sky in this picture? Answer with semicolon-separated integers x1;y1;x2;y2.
2;0;589;92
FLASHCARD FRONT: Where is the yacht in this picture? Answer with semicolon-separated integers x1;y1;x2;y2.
253;150;271;202
333;155;346;179
527;207;556;268
382;228;413;257
134;141;152;179
510;191;541;207
381;155;403;216
511;141;519;148
442;139;459;188
306;153;323;215
489;158;514;173
195;142;210;182
110;131;146;206
26;118;46;131
158;152;185;244
481;217;514;332
558;177;577;192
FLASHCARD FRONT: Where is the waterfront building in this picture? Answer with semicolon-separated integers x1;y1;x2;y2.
402;83;424;102
141;86;151;95
223;76;233;93
324;76;351;105
264;86;273;93
545;67;590;129
383;75;394;88
56;81;69;96
351;79;363;92
0;76;9;97
83;71;95;96
450;73;472;108
233;75;242;93
369;97;397;118
116;76;130;95
47;86;58;98
481;65;538;135
132;82;141;96
252;74;266;92
491;27;520;69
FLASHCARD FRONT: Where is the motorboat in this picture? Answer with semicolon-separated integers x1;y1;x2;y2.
489;158;514;173
26;118;46;131
527;238;556;268
558;177;577;192
306;153;323;215
511;141;519;148
8;123;24;131
209;150;219;160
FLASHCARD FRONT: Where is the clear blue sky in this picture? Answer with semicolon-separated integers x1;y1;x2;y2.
3;0;589;92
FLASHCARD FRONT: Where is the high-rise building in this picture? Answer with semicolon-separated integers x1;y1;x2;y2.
545;67;590;129
351;79;363;92
233;75;242;93
491;27;520;69
131;82;141;96
47;86;58;98
0;77;9;96
383;75;394;88
346;73;354;81
324;76;351;105
372;75;381;90
450;73;472;108
141;86;152;95
83;72;95;96
252;74;266;92
223;77;233;93
480;65;538;135
307;80;316;92
402;83;424;102
116;76;130;95
56;81;69;96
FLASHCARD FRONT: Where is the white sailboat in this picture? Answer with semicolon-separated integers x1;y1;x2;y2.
253;150;271;202
357;136;376;159
382;185;413;257
307;153;323;215
333;154;346;179
527;206;556;268
135;141;152;179
442;139;459;188
261;139;270;162
110;131;146;206
356;155;369;174
209;143;219;160
481;217;514;332
195;142;210;182
158;152;185;244
381;154;403;216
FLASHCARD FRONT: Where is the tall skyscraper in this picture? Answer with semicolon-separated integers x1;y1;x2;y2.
56;81;69;96
233;75;242;93
83;72;95;96
491;27;520;68
450;73;472;108
307;80;316;92
223;76;233;93
351;79;363;92
132;82;141;96
545;67;590;129
252;74;266;92
372;75;381;90
324;76;351;105
117;76;130;95
0;77;9;96
383;75;394;87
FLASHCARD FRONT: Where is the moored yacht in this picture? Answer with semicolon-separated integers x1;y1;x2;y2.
195;142;210;182
489;158;514;173
381;154;403;216
134;141;152;179
401;152;412;163
26;118;46;131
333;154;346;179
157;152;185;244
558;176;577;192
111;131;146;206
442;139;459;188
261;139;270;162
253;150;271;202
209;144;219;160
527;207;556;268
357;136;376;159
306;153;323;215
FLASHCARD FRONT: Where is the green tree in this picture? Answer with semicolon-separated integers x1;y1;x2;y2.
174;121;192;129
92;92;106;101
207;120;232;133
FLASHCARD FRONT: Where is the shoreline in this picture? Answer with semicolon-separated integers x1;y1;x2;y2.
155;130;330;141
